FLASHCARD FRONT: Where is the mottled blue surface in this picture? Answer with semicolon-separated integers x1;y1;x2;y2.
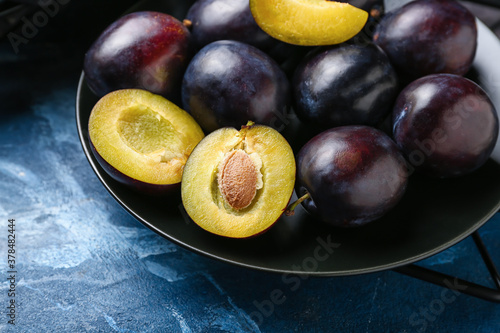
1;2;500;332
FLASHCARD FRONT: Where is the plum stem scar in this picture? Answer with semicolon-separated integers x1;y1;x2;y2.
284;192;311;216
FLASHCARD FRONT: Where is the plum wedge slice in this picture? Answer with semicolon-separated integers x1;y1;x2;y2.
249;0;368;46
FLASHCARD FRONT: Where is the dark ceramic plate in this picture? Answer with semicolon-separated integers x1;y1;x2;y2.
76;0;500;276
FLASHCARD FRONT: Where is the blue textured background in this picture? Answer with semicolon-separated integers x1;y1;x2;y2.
1;1;499;332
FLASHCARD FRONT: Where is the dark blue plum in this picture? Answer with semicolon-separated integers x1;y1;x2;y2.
292;43;398;129
295;126;408;228
184;0;311;76
373;0;477;79
181;40;291;133
345;0;383;12
348;0;384;44
392;74;498;178
185;0;275;51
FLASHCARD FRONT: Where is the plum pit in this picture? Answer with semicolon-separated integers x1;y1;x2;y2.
181;123;295;238
217;149;263;211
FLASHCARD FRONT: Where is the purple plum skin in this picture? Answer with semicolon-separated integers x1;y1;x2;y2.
181;40;291;133
84;11;192;101
392;74;499;178
184;0;307;70
296;126;409;228
292;43;398;129
185;0;275;51
346;0;383;12
373;0;477;79
89;141;179;196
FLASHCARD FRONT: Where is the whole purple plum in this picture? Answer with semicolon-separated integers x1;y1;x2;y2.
392;74;499;178
84;11;192;101
373;0;477;79
184;0;310;72
185;0;275;51
181;40;291;133
295;126;409;227
292;43;398;129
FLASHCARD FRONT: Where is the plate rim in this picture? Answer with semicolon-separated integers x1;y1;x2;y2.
75;2;500;276
75;71;500;277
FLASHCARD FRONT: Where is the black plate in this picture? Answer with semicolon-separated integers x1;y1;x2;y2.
76;0;500;276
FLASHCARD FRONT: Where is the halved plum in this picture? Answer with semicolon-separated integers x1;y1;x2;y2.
249;0;368;46
181;122;296;238
88;89;204;195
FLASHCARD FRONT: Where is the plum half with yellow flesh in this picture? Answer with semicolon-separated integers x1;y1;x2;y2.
250;0;368;46
181;122;296;238
88;89;205;195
